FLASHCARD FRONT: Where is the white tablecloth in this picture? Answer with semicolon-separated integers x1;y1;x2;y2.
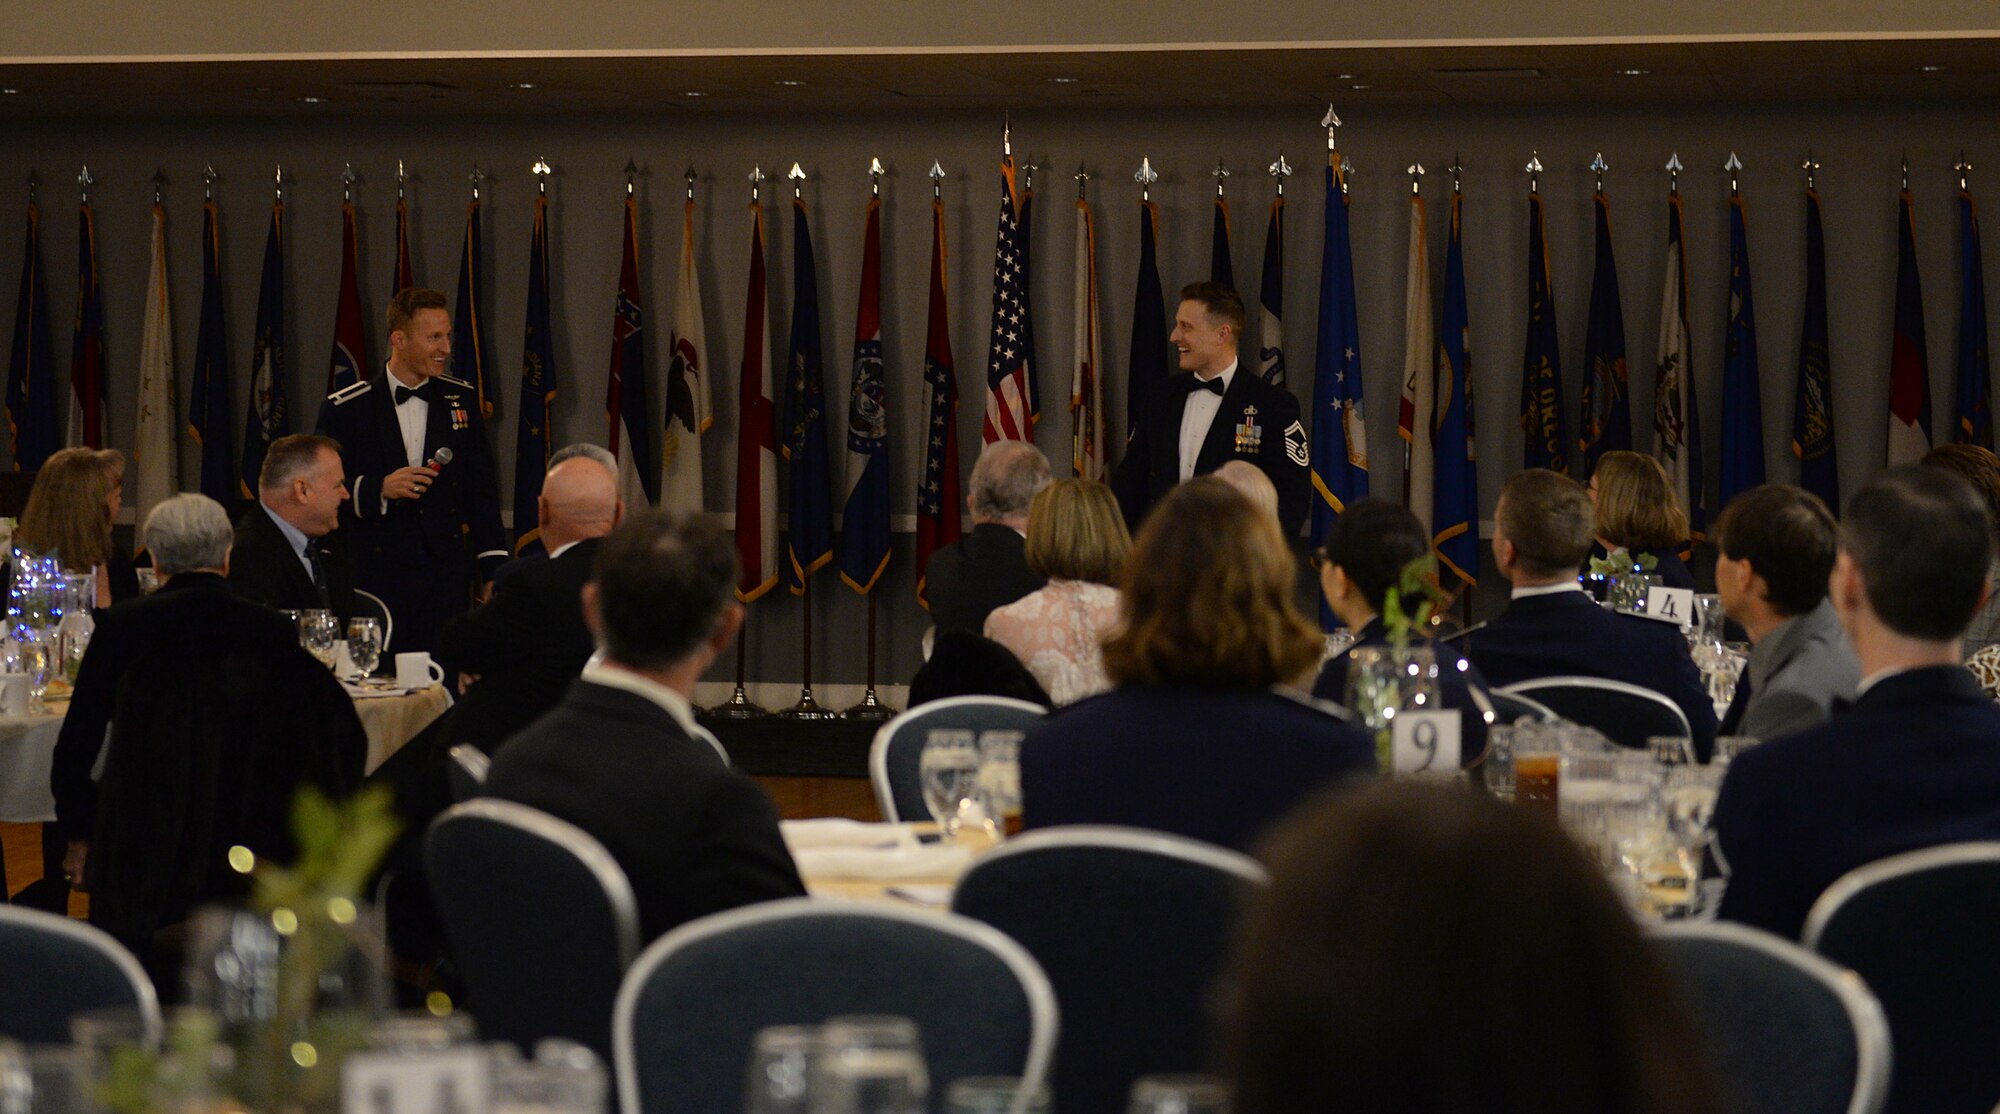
0;684;451;824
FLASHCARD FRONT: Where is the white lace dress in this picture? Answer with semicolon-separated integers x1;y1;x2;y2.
984;579;1121;706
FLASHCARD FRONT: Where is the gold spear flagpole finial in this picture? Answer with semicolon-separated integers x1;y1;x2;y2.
1447;154;1463;195
1408;162;1424;195
1958;151;1973;192
929;160;946;201
469;162;486;200
1666;152;1683;195
341;161;356;202
788;162;806;200
200;165;216;202
1024;158;1038;192
1802;150;1819;191
76;165;93;205
870;157;884;197
1725;152;1743;195
1322;105;1341;157
531;157;552;195
624;158;639;197
1525;152;1543;193
1135;156;1158;201
1590;152;1609;193
750;164;766;202
1213;158;1229;198
684;165;697;201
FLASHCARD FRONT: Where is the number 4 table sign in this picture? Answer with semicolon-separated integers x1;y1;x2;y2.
1643;586;1697;629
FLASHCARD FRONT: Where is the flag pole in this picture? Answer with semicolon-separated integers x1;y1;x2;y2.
846;156;896;722
782;162;837;721
713;163;774;722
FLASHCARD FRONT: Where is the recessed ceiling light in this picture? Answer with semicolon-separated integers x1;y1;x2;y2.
1047;76;1079;84
1921;64;1947;73
1351;83;1373;91
297;95;327;103
680;91;708;97
509;82;537;90
0;88;18;95
1335;72;1358;80
774;79;807;87
1615;68;1650;76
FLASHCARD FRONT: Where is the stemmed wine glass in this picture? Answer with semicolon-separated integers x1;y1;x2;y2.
919;730;985;840
346;617;382;680
298;610;339;671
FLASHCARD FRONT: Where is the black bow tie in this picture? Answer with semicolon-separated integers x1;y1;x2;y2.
394;384;428;405
1188;376;1226;397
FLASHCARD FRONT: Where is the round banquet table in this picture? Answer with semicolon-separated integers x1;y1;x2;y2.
0;682;450;824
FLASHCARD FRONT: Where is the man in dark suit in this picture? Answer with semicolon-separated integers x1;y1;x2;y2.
1112;281;1309;538
1714;467;2000;942
436;450;622;755
1712;484;1859;740
229;433;358;623
316;287;507;655
1464;469;1718;759
485;510;805;944
922;440;1050;636
1313;498;1492;766
51;495;366;969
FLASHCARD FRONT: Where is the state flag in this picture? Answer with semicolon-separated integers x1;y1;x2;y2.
1519;190;1566;474
240;201;288;497
326;200;368;395
839;194;890;594
1211;190;1234;288
1956;185;1991;448
67;199;106;450
1578;190;1630;473
662;193;712;513
453;197;493;419
1126;199;1169;439
606;192;657;509
1719;193;1766;507
735;199;779;602
1886;187;1934;465
916;194;962;607
5;199;58;470
1793;187;1839;507
781;196;834;592
1072;193;1105;481
188;198;233;501
1397;187;1434;534
1655;192;1704;536
1434;190;1478;586
1256;193;1286;386
133;200;178;529
513;193;556;552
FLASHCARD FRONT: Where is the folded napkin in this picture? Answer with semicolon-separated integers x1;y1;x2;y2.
791;843;974;881
781;818;921;853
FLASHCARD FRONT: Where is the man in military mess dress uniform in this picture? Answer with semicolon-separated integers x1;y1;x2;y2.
1112;281;1309;539
317;288;507;654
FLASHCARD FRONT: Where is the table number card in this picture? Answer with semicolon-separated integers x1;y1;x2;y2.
341;1047;490;1114
1391;709;1460;774
1643;586;1697;628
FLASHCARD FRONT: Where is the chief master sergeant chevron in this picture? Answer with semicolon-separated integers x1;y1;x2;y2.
317;287;507;654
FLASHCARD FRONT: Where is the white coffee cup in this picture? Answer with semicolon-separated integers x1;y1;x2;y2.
0;674;27;715
395;652;444;690
333;640;355;677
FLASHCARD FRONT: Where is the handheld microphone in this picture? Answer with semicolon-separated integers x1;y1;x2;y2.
425;446;454;473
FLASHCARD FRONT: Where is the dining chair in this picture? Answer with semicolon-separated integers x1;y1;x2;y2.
868;696;1045;822
1483;687;1558;725
352;589;394;654
950;825;1266;1114
1805;842;2000;1114
1496;676;1690;751
426;800;640;1063
445;743;489;801
1653;920;1890;1114
0;905;162;1045
614;897;1056;1114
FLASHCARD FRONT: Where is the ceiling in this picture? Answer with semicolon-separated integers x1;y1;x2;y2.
2;38;1998;121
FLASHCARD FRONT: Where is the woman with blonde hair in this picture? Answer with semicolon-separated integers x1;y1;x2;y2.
12;447;137;608
1018;477;1374;851
984;479;1130;705
1589;450;1694;590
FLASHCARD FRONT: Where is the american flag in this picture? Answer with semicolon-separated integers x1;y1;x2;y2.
982;156;1033;444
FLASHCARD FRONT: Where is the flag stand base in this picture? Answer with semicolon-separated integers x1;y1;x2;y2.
841;687;896;721
710;640;768;719
779;686;840;720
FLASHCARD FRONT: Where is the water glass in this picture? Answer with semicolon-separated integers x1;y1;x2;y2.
1481;724;1516;800
1126;1075;1232;1114
1647;735;1692;767
1693;593;1725;645
493;1039;607;1114
814;1017;927;1114
977;730;1025;838
946;1076;1052;1114
1511;723;1562;823
743;1025;818;1114
920;731;987;840
347;617;383;678
298;610;339;670
1713;735;1762;768
20;630;54;714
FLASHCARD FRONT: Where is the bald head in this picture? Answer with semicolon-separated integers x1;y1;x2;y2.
537;456;622;552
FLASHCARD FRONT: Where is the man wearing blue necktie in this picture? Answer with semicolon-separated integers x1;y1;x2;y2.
1112;282;1308;538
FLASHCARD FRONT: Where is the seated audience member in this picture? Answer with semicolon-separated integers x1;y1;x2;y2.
491;442;620;581
229;433;358;622
55;495;367;981
1020;477;1374;852
485;511;805;944
1464;469;1718;760
1589;450;1695;590
1967;643;2000;702
923;441;1051;636
12;446;138;608
1711;484;1858;739
984;479;1130;705
1228;781;1718;1114
1921;442;2000;655
1312;498;1492;765
906;630;1052;709
436;449;623;755
1714;466;2000;939
1213;459;1281;525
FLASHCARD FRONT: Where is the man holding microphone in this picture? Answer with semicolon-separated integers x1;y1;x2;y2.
317;287;506;653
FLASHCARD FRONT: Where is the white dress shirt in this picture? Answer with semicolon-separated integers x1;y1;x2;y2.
1510;580;1587;601
579;659;700;737
1177;360;1237;482
389;365;428;468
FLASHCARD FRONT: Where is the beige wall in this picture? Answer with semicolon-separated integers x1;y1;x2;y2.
8;98;2000;684
7;0;2000;61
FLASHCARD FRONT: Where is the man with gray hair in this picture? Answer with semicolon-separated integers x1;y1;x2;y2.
922;440;1052;635
50;494;365;971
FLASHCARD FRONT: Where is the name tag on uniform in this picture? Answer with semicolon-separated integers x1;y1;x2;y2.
1642;586;1696;628
1234;405;1262;453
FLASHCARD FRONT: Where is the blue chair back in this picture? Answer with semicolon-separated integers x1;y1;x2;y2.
614;898;1056;1114
1654;921;1890;1114
0;906;161;1045
951;826;1265;1114
446;744;489;802
869;697;1045;822
1805;842;2000;1114
426;800;639;1063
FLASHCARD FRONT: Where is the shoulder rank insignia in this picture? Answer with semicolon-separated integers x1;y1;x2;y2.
1284;419;1310;467
437;374;476;391
327;380;372;405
